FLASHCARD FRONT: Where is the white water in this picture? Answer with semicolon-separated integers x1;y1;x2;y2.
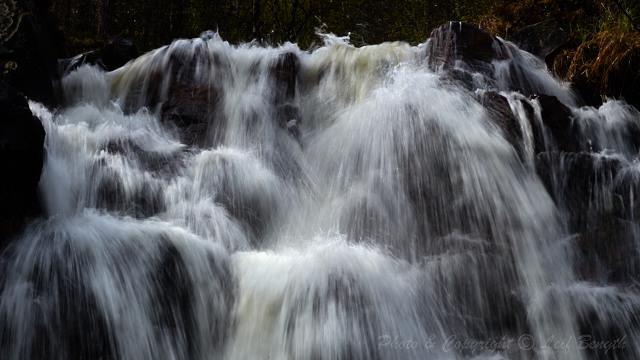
2;28;640;359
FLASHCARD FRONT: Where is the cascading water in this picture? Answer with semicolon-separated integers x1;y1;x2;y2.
2;22;640;359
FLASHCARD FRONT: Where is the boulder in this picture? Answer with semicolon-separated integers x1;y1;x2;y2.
59;50;102;74
427;22;507;76
535;151;640;285
0;83;45;246
0;222;234;359
613;166;640;222
13;239;115;359
535;151;622;230
509;19;569;65
101;37;138;70
102;138;186;175
428;249;530;342
476;91;524;159
532;94;582;152
161;85;220;145
117;44;302;145
270;51;301;139
129;40;223;145
60;37;138;74
575;217;640;284
271;51;298;105
440;68;476;90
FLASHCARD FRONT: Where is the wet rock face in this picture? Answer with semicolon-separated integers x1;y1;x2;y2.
270;51;301;139
427;23;579;161
0;220;235;360
161;85;220;145
115;42;303;149
136;42;225;146
427;22;506;76
101;37;138;70
159;49;301;144
5;242;115;360
613;169;640;222
535;151;622;228
0;84;45;247
534;94;579;151
575;218;640;284
477;91;524;158
535;151;640;284
271;52;299;105
151;241;235;358
529;94;596;154
509;19;569;65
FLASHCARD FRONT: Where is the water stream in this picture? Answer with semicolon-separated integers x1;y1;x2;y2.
2;26;640;359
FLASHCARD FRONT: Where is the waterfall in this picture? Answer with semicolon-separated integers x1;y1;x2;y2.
2;23;640;359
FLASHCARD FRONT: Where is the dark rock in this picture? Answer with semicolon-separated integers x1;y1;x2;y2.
101;37;138;70
94;171;165;219
281;270;383;358
59;50;102;75
509;19;569;65
532;94;582;153
0;224;113;360
150;238;233;358
426;22;574;103
540;281;636;359
117;41;224;145
498;59;551;98
0;220;234;359
441;68;476;91
569;80;604;109
476;91;524;158
0;83;45;247
60;37;138;74
624;117;640;155
92;138;187;217
271;52;298;104
575;217;640;284
102;138;187;175
120;45;301;145
613;166;640;222
278;103;301;139
161;85;221;145
120;41;214;112
535;151;623;230
428;250;529;343
427;21;507;76
270;52;301;139
153;243;201;357
536;151;640;285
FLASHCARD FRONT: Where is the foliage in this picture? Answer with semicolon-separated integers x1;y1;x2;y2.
553;25;640;106
46;0;640;51
49;0;497;53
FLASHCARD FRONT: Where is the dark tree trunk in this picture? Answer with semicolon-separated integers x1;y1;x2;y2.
96;0;109;36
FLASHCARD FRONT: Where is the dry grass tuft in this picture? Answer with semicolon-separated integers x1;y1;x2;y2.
554;27;640;105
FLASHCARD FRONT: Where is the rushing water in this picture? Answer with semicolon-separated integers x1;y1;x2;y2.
2;24;640;359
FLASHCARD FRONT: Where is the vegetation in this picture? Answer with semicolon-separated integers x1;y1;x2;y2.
50;0;497;52
46;1;639;51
